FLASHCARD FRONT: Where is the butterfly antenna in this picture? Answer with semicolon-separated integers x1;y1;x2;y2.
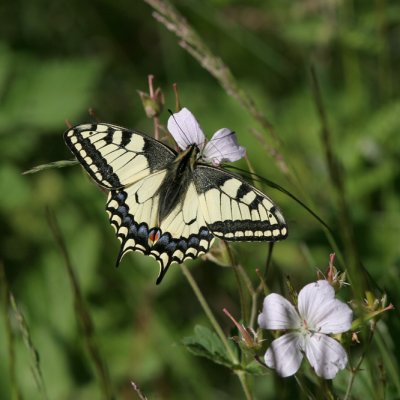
167;109;192;148
225;165;333;234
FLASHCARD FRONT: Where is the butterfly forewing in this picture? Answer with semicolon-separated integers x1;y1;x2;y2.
64;123;176;189
194;165;288;241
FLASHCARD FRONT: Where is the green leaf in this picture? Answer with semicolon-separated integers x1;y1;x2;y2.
0;51;106;132
0;163;31;210
244;360;268;376
182;325;238;368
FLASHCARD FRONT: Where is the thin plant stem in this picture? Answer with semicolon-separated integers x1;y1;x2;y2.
235;264;258;330
0;263;22;400
248;291;259;332
344;324;378;400
233;267;249;326
172;82;181;111
130;381;148;400
223;242;263;331
251;127;346;267
309;66;363;296
179;264;237;362
148;74;160;140
179;263;252;400
9;293;48;400
255;268;268;294
294;375;316;400
46;209;113;400
262;242;274;284
223;242;250;325
374;327;400;396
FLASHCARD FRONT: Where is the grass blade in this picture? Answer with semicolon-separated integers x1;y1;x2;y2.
0;263;23;400
23;160;78;175
46;208;113;400
9;293;49;400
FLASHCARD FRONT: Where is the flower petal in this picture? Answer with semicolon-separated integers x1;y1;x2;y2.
202;128;246;164
298;280;352;334
265;333;304;377
304;333;348;379
167;108;205;150
258;293;301;330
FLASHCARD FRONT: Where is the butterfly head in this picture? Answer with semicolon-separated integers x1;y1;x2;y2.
173;143;201;173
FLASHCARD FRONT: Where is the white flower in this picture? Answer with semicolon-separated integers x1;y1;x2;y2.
258;280;353;379
167;107;246;165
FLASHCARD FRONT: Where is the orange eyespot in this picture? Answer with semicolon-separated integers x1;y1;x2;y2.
148;229;161;245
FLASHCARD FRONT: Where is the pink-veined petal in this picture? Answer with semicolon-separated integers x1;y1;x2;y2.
202;128;246;164
167;107;205;150
298;280;353;334
304;333;348;379
313;298;353;334
265;333;304;377
258;293;301;330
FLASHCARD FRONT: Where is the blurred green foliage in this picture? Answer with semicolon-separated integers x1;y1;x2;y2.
0;0;399;399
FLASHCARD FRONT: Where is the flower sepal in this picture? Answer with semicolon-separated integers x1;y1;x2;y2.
137;88;164;118
137;75;164;119
316;253;348;291
351;291;394;331
223;308;262;354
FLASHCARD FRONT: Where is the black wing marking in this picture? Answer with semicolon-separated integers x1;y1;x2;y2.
64;123;176;189
106;174;214;284
194;165;288;241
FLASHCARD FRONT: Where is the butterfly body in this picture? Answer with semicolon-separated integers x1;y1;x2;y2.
64;108;287;283
158;144;199;223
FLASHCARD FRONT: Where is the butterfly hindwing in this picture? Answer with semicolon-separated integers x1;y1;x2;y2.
106;172;214;284
194;165;288;241
64;123;176;189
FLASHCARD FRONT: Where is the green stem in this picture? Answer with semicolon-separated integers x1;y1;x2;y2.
344;328;374;400
236;264;258;330
224;242;251;325
9;294;49;400
46;209;113;400
236;371;253;400
180;264;237;362
233;267;249;326
294;375;316;400
224;242;261;331
310;66;364;297
0;263;22;400
180;264;252;399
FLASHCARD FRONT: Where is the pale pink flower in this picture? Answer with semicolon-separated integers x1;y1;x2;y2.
258;280;353;379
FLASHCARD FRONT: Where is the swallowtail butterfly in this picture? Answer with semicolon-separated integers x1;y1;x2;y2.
64;108;288;283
